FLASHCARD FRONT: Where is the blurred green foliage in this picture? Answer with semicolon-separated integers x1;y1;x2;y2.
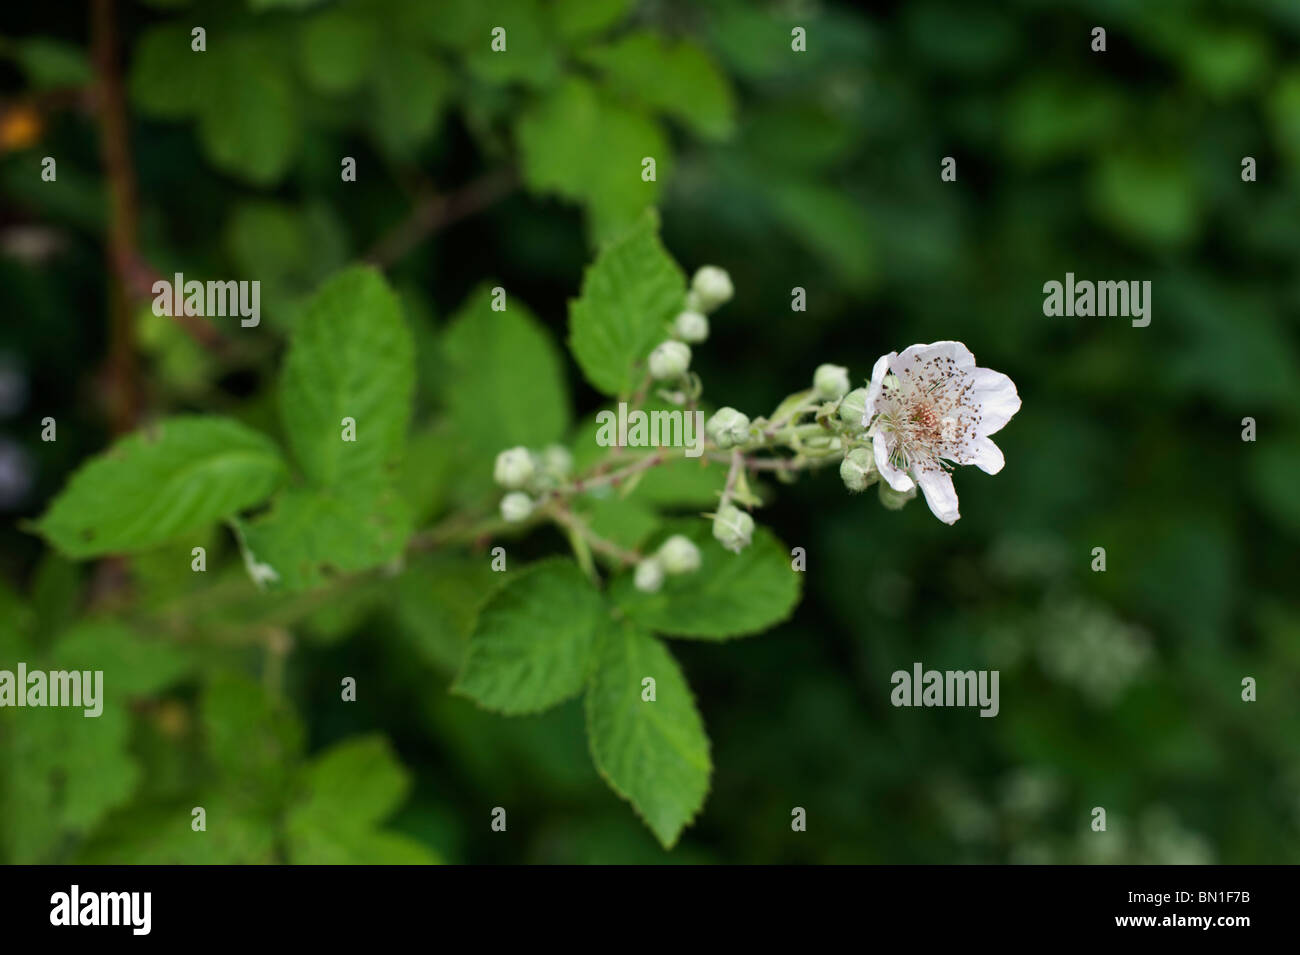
2;0;1299;863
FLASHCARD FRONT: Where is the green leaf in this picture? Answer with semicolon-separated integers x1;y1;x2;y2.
298;8;379;94
610;521;802;640
0;701;139;862
129;24;215;118
1248;438;1300;536
34;416;286;559
200;674;304;796
232;479;413;593
567;211;686;396
549;0;634;42
370;45;452;157
462;0;560;87
429;0;558;87
12;38;92;90
131;29;300;182
287;826;440;864
225;200;350;327
75;796;277;865
128;533;215;609
249;0;326;8
585;621;710;848
1270;69;1300;172
50;620;193;696
196;45;300;186
280;266;415;487
288;736;409;834
0;584;32;659
442;284;570;460
741;104;860;171
583;32;735;139
1004;77;1122;164
1089;152;1200;247
517;77;669;241
453;559;605;714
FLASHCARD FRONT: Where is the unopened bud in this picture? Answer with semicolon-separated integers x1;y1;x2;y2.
840;447;876;492
656;534;701;575
706;407;751;449
493;446;535;489
689;265;733;313
877;481;916;511
712;504;754;554
838;387;870;428
648;340;691;380
634;557;665;593
672;310;709;344
499;491;534;522
540;444;573;478
813;363;851;400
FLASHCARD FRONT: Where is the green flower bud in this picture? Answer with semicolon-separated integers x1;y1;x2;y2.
656;534;701;575
499;491;534;523
672;309;710;344
712;504;754;554
690;265;733;313
838;387;870;427
813;363;851;400
706;406;751;449
648;340;691;380
877;481;916;511
540;444;573;478
840;447;877;492
493;446;535;489
634;557;665;593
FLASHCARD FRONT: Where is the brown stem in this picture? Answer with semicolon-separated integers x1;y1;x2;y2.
365;167;517;269
90;0;142;433
90;1;225;361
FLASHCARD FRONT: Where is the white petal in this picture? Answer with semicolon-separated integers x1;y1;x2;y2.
961;435;1005;474
971;367;1021;435
917;469;961;524
872;434;915;492
897;340;976;371
863;352;894;423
